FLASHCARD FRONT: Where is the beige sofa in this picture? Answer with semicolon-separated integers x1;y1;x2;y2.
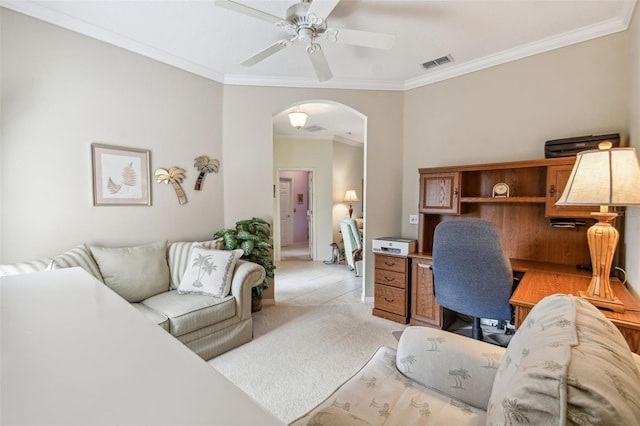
292;294;640;425
0;240;265;360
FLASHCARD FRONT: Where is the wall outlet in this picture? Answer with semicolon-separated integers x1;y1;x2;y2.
409;214;419;224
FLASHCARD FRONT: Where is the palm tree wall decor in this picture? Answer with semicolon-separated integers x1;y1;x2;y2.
155;167;187;204
193;155;220;190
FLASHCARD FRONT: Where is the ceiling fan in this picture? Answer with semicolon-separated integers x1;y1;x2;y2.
215;0;396;82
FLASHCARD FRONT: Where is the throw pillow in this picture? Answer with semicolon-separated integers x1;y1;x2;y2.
487;294;577;425
487;294;640;425
167;238;223;289
177;246;243;298
89;241;170;303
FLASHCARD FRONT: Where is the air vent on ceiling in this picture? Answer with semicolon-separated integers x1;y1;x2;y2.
304;125;326;132
422;55;454;70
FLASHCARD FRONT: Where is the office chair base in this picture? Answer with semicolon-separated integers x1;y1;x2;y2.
471;317;483;341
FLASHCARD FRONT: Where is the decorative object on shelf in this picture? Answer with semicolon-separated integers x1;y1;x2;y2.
91;143;150;206
343;189;360;218
155;167;187;205
556;141;640;313
492;182;510;198
193;155;220;190
288;107;308;129
213;217;275;311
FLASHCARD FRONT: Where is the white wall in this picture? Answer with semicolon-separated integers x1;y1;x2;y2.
401;32;629;242
0;9;225;262
625;5;640;297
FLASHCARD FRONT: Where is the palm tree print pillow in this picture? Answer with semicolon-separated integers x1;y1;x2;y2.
177;246;244;298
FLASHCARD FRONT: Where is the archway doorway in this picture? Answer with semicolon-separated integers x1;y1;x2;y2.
272;100;366;269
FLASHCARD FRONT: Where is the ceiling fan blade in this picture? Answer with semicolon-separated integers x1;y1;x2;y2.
241;39;293;66
215;0;283;25
307;44;332;82
327;28;395;50
307;0;341;20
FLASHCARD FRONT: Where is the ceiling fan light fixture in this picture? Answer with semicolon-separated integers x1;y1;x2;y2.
288;110;308;129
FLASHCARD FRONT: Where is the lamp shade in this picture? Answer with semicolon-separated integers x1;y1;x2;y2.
288;111;308;129
556;147;640;206
343;190;360;203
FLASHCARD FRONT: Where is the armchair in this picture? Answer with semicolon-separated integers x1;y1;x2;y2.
340;218;363;276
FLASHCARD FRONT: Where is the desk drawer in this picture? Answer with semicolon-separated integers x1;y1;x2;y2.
374;285;406;316
375;269;407;289
375;255;407;273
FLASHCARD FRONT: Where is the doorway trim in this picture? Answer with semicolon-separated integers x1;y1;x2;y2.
274;168;317;261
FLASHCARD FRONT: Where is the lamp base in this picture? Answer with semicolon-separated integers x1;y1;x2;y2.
578;290;625;313
581;211;625;313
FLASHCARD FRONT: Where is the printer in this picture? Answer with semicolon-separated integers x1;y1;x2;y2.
544;133;620;158
372;237;417;256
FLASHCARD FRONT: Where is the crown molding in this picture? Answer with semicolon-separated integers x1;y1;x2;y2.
3;0;635;93
0;1;226;83
404;13;633;90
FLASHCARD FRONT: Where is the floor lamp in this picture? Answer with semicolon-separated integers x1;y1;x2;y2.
555;141;640;313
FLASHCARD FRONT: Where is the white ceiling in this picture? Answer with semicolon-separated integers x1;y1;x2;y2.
4;0;636;143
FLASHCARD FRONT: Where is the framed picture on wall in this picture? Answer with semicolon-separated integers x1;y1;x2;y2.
92;143;151;206
297;193;304;204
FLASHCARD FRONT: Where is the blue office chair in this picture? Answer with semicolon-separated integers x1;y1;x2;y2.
432;219;513;341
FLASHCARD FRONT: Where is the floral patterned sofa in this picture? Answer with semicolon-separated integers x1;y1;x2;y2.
0;240;265;360
291;294;640;425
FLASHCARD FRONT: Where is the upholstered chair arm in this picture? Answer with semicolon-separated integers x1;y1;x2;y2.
396;326;505;411
229;260;266;321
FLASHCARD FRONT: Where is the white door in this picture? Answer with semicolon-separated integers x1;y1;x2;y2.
307;172;313;260
279;178;293;246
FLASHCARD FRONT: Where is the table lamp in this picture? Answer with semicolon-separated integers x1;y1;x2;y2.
343;190;360;218
556;141;640;312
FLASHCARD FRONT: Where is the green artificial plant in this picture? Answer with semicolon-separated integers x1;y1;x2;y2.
213;217;275;301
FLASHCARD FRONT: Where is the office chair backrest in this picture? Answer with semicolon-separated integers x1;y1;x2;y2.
432;218;513;322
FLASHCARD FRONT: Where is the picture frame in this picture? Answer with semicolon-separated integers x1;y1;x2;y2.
297;193;304;204
92;143;151;206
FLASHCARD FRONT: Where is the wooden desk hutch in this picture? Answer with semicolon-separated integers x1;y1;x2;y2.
405;157;639;352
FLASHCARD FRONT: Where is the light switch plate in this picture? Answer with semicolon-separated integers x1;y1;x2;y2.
409;215;419;224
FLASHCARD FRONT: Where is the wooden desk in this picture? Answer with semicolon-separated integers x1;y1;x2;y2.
511;270;640;354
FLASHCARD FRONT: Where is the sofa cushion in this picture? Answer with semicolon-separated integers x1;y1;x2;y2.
141;290;235;337
487;294;640;425
47;244;103;282
396;326;505;411
0;257;51;276
90;241;170;303
167;239;223;290
131;303;169;331
290;346;487;426
177;247;244;298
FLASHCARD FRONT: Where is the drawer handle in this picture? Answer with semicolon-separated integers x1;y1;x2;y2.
384;261;396;266
384;276;396;282
384;297;395;303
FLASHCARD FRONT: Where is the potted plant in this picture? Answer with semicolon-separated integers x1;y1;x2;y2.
214;217;275;312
